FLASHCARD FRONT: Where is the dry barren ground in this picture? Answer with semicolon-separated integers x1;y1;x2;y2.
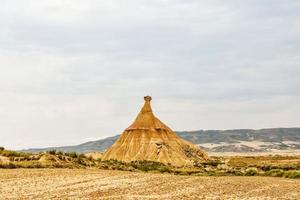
0;169;299;200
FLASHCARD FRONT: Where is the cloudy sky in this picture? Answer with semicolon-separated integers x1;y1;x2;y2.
0;0;299;150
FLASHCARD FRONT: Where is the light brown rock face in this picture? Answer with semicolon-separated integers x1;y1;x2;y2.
0;155;10;164
85;152;103;160
102;96;208;167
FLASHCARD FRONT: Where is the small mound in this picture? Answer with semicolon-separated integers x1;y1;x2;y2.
38;154;60;165
0;156;10;164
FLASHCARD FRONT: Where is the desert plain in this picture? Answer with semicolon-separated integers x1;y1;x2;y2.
0;168;299;200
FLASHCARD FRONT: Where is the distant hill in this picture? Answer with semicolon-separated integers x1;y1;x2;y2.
23;135;119;154
22;128;300;153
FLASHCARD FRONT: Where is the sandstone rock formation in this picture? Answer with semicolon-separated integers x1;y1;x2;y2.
85;152;103;160
102;96;208;167
0;155;10;164
38;154;60;165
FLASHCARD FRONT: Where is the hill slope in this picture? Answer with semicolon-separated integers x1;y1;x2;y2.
22;128;300;153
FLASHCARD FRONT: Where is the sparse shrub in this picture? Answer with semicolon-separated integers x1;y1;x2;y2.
205;160;221;167
264;169;300;179
130;160;167;172
47;150;57;155
233;170;244;176
57;151;64;155
283;171;300;179
261;165;272;171
52;163;64;168
177;171;189;176
65;152;78;158
158;166;172;173
26;162;43;168
126;166;136;172
270;165;279;170
0;162;17;169
264;169;284;177
78;154;86;159
207;172;217;176
245;168;258;176
99;159;173;173
0;147;5;151
99;159;128;171
226;169;244;176
77;158;86;166
281;164;298;170
15;161;43;169
75;154;88;166
0;150;31;159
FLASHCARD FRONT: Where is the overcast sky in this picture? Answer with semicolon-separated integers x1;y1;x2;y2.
0;0;300;150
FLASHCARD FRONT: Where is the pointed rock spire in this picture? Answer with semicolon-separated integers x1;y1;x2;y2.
126;96;166;131
102;96;208;167
141;96;152;113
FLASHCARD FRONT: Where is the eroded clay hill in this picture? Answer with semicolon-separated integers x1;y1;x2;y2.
102;96;208;167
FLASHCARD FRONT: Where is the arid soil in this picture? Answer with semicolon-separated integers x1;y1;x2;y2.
0;169;299;200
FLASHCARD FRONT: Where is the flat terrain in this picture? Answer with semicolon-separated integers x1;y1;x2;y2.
0;169;299;200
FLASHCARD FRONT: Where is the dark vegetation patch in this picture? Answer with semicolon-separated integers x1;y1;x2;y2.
1;147;299;178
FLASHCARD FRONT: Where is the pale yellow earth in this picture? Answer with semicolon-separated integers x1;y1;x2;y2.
0;169;299;200
208;150;300;157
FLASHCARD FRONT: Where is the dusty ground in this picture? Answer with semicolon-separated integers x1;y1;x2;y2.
208;150;300;157
0;169;299;200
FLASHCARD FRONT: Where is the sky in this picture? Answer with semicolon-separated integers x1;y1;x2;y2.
0;0;300;150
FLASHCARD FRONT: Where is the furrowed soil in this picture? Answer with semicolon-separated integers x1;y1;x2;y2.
0;169;299;200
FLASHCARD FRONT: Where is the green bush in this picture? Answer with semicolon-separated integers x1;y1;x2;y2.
78;154;86;159
264;169;284;177
281;164;298;170
0;162;17;169
130;161;170;172
0;150;31;158
158;166;173;173
99;160;173;173
175;171;189;176
283;171;300;179
245;168;258;176
57;151;64;155
205;160;221;167
47;150;57;155
65;152;79;158
76;158;87;166
226;170;244;176
261;165;272;171
87;156;94;161
0;147;5;151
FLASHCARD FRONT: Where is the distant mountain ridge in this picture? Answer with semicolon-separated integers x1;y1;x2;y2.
22;128;300;153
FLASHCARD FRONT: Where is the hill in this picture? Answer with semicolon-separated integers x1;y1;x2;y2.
101;96;208;166
22;135;119;154
22;128;300;154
